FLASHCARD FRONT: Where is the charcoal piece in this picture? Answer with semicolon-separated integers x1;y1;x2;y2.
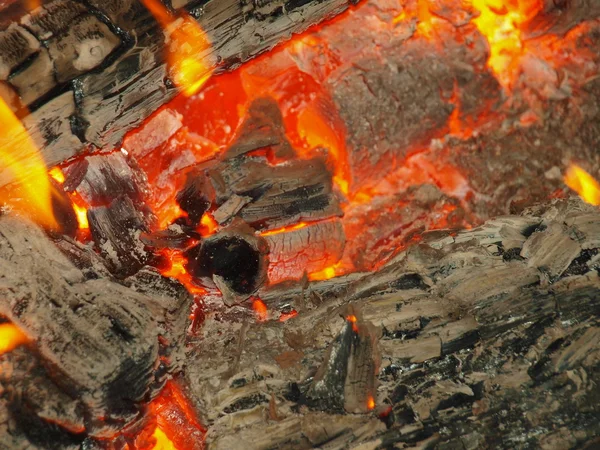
63;152;146;207
212;194;252;225
210;155;342;231
0;215;191;440
185;224;269;305
176;170;215;225
225;97;295;160
139;226;192;250
88;195;150;276
264;218;345;284
303;311;379;414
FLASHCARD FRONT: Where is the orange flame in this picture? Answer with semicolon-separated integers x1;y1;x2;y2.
367;395;376;410
151;428;177;450
49;166;90;231
160;249;207;296
0;99;58;230
252;298;268;322
470;0;542;87
199;212;218;236
346;314;359;333
564;164;600;206
260;222;308;237
279;310;298;322
141;0;213;97
0;323;29;355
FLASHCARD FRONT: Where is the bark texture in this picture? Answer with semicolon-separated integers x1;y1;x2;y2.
184;197;600;449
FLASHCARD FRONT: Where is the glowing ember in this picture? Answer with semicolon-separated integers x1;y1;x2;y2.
309;262;348;281
470;0;542;87
564;164;600;206
296;104;350;195
367;395;376;410
48;167;66;184
0;323;28;355
151;428;177;450
72;203;90;230
199;213;218;236
143;381;205;450
49;167;90;232
141;0;213;97
157;203;187;230
346;314;359;333
260;222;309;237
279;310;298;322
159;249;207;296
252;298;268;322
416;0;435;39
0;99;58;230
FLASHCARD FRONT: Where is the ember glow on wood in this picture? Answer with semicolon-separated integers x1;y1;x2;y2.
0;323;28;355
1;0;600;448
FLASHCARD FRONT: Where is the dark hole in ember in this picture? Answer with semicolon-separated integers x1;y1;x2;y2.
185;236;261;294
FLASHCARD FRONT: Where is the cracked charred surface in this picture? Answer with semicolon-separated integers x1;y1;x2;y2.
0;0;360;188
185;197;600;449
0;216;192;446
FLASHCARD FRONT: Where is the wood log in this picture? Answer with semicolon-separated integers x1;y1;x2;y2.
0;0;360;188
0;215;193;440
182;196;600;449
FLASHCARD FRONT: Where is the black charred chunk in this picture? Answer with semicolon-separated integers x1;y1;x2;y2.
176;170;215;226
185;236;262;294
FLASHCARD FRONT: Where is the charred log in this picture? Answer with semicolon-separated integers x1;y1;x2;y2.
184;197;600;449
0;215;192;441
0;0;361;188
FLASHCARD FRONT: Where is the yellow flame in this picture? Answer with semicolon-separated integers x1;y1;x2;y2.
0;323;29;355
470;0;542;87
0;99;58;230
564;164;600;206
151;427;177;450
141;0;213;97
48;167;66;184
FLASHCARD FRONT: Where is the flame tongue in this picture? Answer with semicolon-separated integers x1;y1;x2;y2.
141;0;214;97
0;323;29;355
0;99;58;230
564;164;600;206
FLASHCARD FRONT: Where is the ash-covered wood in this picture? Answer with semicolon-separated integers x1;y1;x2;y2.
0;215;192;443
88;195;152;276
0;0;360;187
184;197;600;449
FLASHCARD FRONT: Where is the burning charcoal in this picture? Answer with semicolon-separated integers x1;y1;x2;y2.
88;195;151;276
210;156;342;231
264;218;346;284
225;97;295;160
185;224;269;305
176;169;215;225
62;152;147;207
